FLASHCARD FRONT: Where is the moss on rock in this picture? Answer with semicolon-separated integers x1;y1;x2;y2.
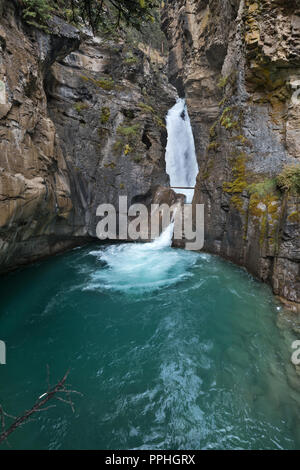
100;107;110;124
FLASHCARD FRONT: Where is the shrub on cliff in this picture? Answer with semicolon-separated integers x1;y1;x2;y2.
276;164;300;195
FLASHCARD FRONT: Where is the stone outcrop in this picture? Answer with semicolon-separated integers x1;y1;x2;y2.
162;0;300;311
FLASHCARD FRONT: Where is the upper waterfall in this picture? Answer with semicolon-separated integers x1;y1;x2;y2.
165;99;199;203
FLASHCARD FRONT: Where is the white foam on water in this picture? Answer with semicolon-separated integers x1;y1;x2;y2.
86;224;199;293
84;99;201;294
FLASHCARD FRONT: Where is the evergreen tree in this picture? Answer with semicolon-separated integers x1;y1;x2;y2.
21;0;161;34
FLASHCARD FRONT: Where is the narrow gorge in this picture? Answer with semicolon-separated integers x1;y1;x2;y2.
0;0;299;311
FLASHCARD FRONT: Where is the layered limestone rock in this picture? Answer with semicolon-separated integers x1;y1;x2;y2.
46;32;176;237
163;0;300;311
0;1;82;271
0;1;176;271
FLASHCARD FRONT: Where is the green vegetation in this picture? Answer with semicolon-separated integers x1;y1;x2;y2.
138;102;166;128
124;54;138;65
217;75;229;89
138;102;155;114
247;179;277;197
73;102;89;113
114;123;140;157
218;97;226;107
220;107;238;131
276;164;300;194
153;115;166;128
223;155;247;195
207;142;219;151
22;0;52;30
122;4;168;54
223;154;248;212
79;75;115;91
247;178;281;248
288;211;300;223
202;159;214;180
230;135;249;145
104;162;116;169
21;0;160;34
209;122;217;140
94;78;115;91
124;144;132;155
100;107;110;124
117;124;140;137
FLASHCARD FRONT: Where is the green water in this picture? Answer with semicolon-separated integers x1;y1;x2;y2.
0;241;299;450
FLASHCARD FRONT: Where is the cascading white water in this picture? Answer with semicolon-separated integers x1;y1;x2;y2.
147;221;174;250
165;98;199;203
86;99;201;293
87;222;199;292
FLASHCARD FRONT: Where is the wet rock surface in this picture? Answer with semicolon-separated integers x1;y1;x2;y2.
0;1;176;271
163;0;300;310
46;32;176;237
0;2;81;271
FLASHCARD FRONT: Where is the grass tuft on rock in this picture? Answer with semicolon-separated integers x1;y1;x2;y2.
100;107;110;124
247;179;277;197
117;124;140;137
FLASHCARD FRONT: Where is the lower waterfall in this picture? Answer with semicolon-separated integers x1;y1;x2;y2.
87;222;198;293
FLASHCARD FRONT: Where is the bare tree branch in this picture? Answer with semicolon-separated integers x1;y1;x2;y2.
0;370;81;445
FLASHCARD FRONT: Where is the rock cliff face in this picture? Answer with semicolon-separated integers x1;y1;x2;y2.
163;0;300;311
46;32;176;237
0;0;176;271
0;1;81;270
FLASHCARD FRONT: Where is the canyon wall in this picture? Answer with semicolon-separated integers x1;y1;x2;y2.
0;0;176;271
0;1;81;269
163;0;300;311
46;30;176;237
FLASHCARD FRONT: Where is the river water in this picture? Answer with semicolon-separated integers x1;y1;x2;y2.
0;236;299;449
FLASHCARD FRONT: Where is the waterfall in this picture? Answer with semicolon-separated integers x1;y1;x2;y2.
85;103;200;292
148;221;175;250
165;98;199;203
